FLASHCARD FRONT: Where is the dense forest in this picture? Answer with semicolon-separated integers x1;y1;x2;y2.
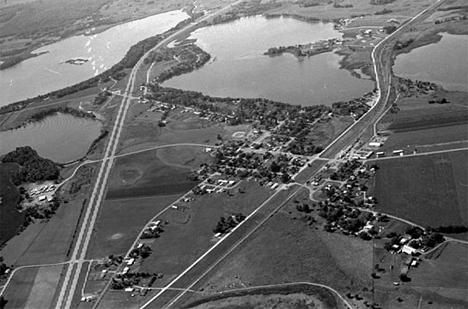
1;146;61;185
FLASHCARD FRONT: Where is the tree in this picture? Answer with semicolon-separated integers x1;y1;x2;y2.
281;172;291;183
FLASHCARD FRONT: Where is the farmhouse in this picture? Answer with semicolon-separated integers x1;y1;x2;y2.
401;245;417;255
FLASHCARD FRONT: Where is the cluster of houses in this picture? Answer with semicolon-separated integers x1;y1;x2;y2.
30;185;56;202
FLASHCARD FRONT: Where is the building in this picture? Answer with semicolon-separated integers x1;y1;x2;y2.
401;245;417;255
368;142;382;148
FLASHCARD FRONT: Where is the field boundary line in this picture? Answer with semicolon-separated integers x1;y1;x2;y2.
365;146;468;162
212;282;353;309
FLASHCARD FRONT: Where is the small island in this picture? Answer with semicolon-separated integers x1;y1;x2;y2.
264;38;344;59
64;58;89;65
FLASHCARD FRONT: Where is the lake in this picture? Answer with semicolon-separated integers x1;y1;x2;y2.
393;33;468;92
0;10;189;107
162;16;375;106
0;113;103;163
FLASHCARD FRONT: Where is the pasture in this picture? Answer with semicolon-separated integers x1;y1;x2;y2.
138;180;272;286
23;265;64;309
86;194;181;259
371;149;468;228
183;285;341;309
380;123;468;152
14;197;87;265
1;267;38;309
106;150;200;200
182;210;374;307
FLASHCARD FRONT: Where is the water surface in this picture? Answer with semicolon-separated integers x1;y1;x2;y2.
163;16;375;106
393;33;468;91
0;10;189;107
0;113;103;163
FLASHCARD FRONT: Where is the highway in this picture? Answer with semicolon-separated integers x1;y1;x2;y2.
320;0;447;159
133;1;450;308
51;1;248;308
35;0;449;308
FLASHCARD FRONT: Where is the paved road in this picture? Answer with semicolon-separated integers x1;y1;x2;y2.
53;2;248;308
320;0;447;160
134;1;450;308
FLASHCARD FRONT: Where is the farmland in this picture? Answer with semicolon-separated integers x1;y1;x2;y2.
176;191;375;309
137;180;273;286
118;104;224;155
371;240;468;309
370;149;468;229
86;194;182;259
106;149;201;200
1;267;38;309
182;284;342;309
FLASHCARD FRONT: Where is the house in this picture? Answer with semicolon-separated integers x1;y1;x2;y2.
38;195;46;202
368;142;382;148
401;245;417;255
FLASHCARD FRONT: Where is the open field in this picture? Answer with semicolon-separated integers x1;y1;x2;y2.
310;117;354;149
13;197;87;265
370;149;468;229
176;210;373;308
411;243;468;290
155;145;213;169
87;194;181;259
371;240;468;309
22;265;64;309
1;267;38;309
380;123;468;153
183;284;341;309
137;180;273;286
264;0;438;23
106;150;200;200
119;105;224;154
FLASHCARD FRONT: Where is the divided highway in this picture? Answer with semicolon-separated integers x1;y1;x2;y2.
53;2;247;308
52;0;447;308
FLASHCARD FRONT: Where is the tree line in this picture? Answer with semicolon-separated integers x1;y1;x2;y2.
1;146;61;185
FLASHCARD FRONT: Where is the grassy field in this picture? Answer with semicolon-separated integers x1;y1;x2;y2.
6;197;86;266
264;0;437;23
22;265;64;309
183;285;342;309
370;149;468;228
371;240;468;309
138;180;273;286
310;117;354;150
119;105;224;155
106;150;199;200
1;267;39;309
179;208;374;308
155;145;213;169
380;123;468;152
412;243;468;290
86;194;181;259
